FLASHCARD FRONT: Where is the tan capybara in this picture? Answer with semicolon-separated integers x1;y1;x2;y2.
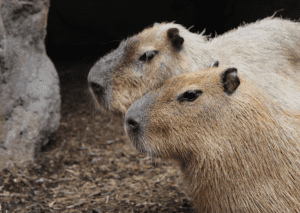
124;62;300;212
87;17;300;116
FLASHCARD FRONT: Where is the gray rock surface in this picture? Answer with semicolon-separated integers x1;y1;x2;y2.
0;0;60;170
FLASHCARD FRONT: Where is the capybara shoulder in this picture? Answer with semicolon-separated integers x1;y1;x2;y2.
88;17;300;116
125;65;300;212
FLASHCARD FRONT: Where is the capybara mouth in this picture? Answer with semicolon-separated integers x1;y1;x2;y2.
100;104;125;118
109;109;124;118
90;93;125;118
88;85;124;117
125;127;150;155
128;136;159;158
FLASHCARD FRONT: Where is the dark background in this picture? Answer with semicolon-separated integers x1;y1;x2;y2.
45;0;300;84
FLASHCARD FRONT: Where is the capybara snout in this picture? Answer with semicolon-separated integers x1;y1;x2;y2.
125;93;155;152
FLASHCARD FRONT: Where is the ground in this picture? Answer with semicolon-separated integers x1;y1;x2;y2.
0;57;195;213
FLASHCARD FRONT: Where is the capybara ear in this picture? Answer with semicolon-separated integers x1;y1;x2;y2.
219;68;240;95
167;28;184;49
210;61;219;68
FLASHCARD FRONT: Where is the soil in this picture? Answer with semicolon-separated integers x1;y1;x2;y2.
0;56;195;213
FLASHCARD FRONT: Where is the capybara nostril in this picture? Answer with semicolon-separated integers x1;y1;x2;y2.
126;117;139;132
90;82;104;97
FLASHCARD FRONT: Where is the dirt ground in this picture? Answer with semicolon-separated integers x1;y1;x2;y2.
0;57;195;213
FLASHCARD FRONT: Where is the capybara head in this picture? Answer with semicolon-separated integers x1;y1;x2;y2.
87;22;209;116
125;64;243;161
125;65;300;212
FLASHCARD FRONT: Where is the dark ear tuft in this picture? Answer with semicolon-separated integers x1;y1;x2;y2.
210;61;219;68
219;68;240;95
167;28;184;49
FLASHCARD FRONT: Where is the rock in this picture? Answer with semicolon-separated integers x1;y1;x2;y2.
0;0;60;170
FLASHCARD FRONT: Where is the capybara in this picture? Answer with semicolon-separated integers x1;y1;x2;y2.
87;17;300;116
124;63;300;212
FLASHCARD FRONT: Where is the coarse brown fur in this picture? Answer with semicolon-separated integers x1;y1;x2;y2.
124;66;300;212
88;17;300;116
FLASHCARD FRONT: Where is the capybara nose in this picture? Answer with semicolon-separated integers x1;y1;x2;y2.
126;117;139;132
89;82;104;97
125;93;152;135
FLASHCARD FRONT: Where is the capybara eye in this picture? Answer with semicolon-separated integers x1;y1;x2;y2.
139;50;159;62
177;90;202;102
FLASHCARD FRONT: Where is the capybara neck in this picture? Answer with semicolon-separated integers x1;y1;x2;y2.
174;71;300;212
183;82;300;212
